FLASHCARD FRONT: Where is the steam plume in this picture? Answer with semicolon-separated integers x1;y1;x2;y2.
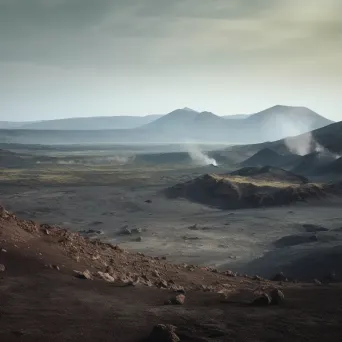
186;145;218;166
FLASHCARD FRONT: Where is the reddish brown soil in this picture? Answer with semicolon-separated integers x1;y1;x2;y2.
1;206;342;341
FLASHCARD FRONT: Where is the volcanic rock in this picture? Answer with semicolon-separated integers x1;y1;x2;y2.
147;324;180;342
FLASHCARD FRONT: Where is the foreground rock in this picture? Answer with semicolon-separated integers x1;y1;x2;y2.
147;324;180;342
74;270;93;280
165;294;186;305
97;271;116;282
251;293;272;306
270;289;285;305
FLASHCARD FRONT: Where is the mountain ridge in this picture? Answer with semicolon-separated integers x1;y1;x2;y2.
0;105;334;145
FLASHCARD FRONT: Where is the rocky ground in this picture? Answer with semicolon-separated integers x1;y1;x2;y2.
1;206;342;341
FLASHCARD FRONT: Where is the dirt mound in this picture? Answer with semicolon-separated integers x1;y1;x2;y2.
240;148;299;168
230;166;308;184
274;234;318;248
165;173;333;209
290;151;337;175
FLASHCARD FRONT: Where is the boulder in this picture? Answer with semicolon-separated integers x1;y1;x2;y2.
98;271;116;283
270;289;285;305
74;270;93;280
147;324;180;342
156;279;168;289
251;293;271;306
165;294;185;305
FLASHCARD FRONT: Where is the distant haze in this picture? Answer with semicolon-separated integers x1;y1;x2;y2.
0;105;334;145
0;1;341;121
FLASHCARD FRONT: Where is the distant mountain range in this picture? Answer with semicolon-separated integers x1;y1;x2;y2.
0;115;163;130
0;105;334;145
0;110;249;130
223;114;250;119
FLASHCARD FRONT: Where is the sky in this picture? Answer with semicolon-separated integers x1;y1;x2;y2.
0;0;341;122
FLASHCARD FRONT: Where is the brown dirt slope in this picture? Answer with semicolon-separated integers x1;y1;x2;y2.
1;206;342;341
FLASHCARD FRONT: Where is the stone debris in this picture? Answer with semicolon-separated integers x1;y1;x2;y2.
74;269;93;280
98;271;116;283
147;324;180;342
270;289;285;305
165;294;186;305
251;293;272;306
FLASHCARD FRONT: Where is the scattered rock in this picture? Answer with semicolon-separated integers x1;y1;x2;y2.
225;270;237;277
52;265;60;271
131;227;142;234
172;286;186;295
134;236;142;242
152;270;161;278
156;279;168;289
1;248;7;253
270;289;285;305
145;199;152;203
105;265;114;274
74;270;93;280
119;225;132;235
119;275;133;284
165;294;185;305
78;229;103;235
251;293;271;306
0;264;5;272
303;224;329;232
253;275;263;281
201;285;214;292
98;271;116;283
182;235;200;241
188;224;198;230
142;279;153;287
92;221;103;225
147;324;180;342
272;272;288;282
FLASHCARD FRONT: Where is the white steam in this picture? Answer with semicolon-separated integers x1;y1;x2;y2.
285;133;315;156
285;132;340;159
186;145;218;166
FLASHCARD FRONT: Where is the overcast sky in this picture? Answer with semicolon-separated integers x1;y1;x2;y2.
0;0;341;121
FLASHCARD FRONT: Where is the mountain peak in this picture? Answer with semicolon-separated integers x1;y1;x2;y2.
181;107;197;112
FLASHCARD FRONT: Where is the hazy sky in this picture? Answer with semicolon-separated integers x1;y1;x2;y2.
0;0;341;121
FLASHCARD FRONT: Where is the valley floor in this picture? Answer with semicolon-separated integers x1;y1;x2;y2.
1;164;342;280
